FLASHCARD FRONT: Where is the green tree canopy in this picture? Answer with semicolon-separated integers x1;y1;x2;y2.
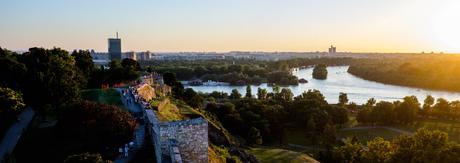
230;89;242;99
0;87;25;114
312;64;328;80
20;47;80;112
57;101;136;149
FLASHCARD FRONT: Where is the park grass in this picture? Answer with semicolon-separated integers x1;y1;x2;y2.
337;128;403;144
249;147;318;163
81;89;123;106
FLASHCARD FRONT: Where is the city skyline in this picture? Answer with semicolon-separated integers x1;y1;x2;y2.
1;0;460;53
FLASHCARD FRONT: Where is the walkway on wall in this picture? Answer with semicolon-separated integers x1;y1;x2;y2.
0;107;35;162
114;88;146;163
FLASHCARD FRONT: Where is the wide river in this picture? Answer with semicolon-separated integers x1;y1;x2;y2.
185;66;460;104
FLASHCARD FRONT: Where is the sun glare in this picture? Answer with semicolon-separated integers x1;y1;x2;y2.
432;1;460;52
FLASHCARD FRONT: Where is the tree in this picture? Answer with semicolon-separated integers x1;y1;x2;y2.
257;88;267;100
322;124;337;147
0;87;26;135
163;72;184;98
278;88;294;102
20;47;80;113
366;98;377;107
392;129;451;163
339;92;348;106
305;118;316;137
312;64;328;80
230;89;241;99
363;138;395;163
0;87;25;114
57;101;136;149
333;138;364;162
373;101;396;124
188;94;204;108
422;95;435;117
0;54;26;89
334;129;459;163
64;153;111;163
245;85;252;98
121;58;141;71
248;127;263;145
424;95;435;107
395;96;420;124
434;98;450;113
71;50;94;88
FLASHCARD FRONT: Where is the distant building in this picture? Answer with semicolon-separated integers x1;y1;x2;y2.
90;50;109;69
123;51;137;60
137;51;152;61
108;32;122;61
328;45;337;54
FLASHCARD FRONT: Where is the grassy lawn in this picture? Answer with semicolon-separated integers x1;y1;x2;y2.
249;147;318;163
337;128;403;144
81;89;123;106
393;118;460;142
155;102;184;121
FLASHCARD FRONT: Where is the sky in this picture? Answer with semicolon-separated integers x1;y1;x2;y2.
1;0;460;53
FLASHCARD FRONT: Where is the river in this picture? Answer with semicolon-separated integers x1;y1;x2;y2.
185;66;460;104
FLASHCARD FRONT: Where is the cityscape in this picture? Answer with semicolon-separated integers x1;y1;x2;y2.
2;1;460;163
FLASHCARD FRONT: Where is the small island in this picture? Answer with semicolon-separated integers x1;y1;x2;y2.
312;64;328;80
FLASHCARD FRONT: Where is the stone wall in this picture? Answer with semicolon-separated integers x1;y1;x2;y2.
145;109;208;163
160;118;208;163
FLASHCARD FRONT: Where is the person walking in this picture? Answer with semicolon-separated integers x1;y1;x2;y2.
119;147;123;158
124;144;129;158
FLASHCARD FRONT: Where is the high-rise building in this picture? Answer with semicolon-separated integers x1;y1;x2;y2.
108;32;122;61
328;45;337;54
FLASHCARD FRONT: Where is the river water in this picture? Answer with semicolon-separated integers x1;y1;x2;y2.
185;66;460;104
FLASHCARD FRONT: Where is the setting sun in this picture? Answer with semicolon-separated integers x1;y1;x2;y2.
432;1;460;52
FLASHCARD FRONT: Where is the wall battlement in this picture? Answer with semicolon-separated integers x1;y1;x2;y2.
145;109;208;163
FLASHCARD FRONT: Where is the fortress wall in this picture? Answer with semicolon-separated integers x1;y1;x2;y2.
160;118;209;163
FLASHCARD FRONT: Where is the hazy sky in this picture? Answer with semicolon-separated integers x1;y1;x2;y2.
1;0;460;52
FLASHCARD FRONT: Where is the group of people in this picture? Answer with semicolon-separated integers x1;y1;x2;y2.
122;90;134;105
118;89;138;159
118;142;135;158
127;86;151;109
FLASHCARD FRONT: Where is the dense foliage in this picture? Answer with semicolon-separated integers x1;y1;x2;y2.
201;88;348;146
0;87;25;138
57;101;136;149
0;47;141;162
348;55;460;92
332;129;460;163
357;96;420;125
312;64;328;79
144;60;299;85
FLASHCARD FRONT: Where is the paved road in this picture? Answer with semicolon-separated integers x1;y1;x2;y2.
114;88;146;163
0;107;34;162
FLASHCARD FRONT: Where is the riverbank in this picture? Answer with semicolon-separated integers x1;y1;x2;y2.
187;66;460;104
347;58;460;93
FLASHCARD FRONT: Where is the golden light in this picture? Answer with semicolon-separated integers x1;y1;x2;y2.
432;1;460;52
